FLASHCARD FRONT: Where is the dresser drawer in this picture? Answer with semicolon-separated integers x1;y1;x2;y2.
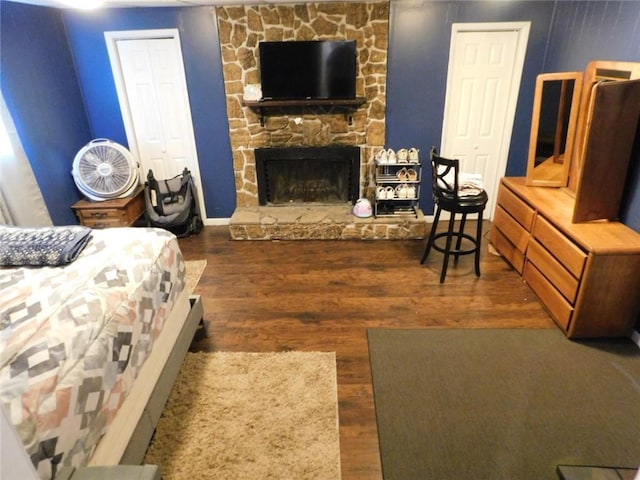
491;225;525;274
524;261;574;331
493;205;530;253
527;239;580;304
532;216;587;278
497;184;535;231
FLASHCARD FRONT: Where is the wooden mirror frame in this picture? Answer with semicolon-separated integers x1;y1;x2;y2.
572;77;640;222
568;60;640;193
525;72;583;187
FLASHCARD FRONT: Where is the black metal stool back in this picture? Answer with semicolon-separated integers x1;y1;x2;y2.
420;147;488;283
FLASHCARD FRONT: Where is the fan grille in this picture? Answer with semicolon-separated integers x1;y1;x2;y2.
72;139;138;201
78;146;132;194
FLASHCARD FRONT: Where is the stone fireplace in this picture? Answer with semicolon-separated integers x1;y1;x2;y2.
216;3;427;239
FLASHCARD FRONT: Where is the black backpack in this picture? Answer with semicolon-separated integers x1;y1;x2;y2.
144;168;203;237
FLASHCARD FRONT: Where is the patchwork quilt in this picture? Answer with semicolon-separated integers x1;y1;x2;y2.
0;227;185;479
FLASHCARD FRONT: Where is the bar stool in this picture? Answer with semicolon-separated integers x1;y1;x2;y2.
420;147;488;283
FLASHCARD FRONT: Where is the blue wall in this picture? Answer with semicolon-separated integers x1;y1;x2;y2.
62;6;235;219
541;0;640;231
1;0;639;228
386;1;556;215
1;2;91;225
543;1;640;72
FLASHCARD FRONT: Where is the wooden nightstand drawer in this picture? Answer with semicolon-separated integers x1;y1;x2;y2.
532;215;586;278
79;210;129;228
524;261;573;331
72;186;145;228
497;183;535;231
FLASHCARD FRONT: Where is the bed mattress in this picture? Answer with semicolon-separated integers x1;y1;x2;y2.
0;227;185;479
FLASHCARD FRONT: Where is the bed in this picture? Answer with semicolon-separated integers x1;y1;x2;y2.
0;227;203;479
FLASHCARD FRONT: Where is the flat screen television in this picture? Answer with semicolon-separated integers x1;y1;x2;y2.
258;40;357;101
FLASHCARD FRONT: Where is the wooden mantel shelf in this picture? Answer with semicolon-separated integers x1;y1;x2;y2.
242;97;366;125
243;97;366;108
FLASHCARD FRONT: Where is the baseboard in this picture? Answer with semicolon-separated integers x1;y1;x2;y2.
203;217;230;226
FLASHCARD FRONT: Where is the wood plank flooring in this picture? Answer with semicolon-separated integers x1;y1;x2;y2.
177;224;555;480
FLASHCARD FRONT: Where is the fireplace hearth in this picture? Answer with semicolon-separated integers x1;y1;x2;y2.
255;146;360;206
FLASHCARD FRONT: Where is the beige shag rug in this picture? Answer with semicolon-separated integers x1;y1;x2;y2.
184;259;206;294
145;351;342;480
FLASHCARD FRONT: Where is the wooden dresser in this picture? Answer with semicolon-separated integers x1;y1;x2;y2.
72;186;145;228
491;61;640;338
492;177;640;338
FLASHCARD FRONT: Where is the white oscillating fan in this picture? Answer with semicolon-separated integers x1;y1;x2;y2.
72;139;139;201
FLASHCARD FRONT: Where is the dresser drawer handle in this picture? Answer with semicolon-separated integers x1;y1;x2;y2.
89;212;109;218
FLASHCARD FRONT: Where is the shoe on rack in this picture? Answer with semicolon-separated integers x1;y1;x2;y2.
386;148;397;164
395;183;409;199
409;147;420;163
385;186;395;199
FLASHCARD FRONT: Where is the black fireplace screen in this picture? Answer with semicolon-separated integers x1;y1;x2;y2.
255;146;360;205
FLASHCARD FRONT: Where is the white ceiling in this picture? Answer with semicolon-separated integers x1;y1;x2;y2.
8;0;363;8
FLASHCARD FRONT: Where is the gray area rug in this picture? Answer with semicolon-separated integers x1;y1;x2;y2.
368;328;640;480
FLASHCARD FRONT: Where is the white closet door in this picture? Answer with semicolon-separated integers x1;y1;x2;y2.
442;23;530;218
107;30;206;217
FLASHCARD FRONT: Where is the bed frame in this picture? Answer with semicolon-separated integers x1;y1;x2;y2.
88;290;204;465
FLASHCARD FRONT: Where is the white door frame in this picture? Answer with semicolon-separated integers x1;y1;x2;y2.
441;22;530;219
104;29;207;219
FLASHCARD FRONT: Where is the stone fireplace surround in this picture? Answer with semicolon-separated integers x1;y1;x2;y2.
217;2;427;240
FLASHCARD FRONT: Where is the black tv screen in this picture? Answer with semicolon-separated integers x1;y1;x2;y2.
259;40;356;100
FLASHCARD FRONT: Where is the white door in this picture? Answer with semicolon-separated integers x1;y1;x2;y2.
105;30;206;218
441;22;530;218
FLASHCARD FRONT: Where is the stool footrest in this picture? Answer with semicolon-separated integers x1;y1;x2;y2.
432;232;478;256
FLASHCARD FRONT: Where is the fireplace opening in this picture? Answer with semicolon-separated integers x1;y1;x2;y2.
255;146;360;206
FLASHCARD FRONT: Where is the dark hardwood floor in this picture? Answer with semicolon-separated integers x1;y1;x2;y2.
177;224;555;480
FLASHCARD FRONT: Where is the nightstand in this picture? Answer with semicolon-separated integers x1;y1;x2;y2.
72;186;145;228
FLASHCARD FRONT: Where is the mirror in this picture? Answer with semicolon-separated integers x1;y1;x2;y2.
526;72;583;187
